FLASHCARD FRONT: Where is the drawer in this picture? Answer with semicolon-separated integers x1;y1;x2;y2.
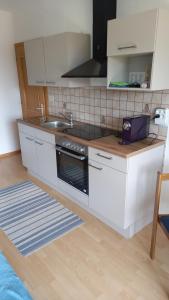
33;128;55;145
89;147;127;173
107;9;157;56
18;123;36;137
18;123;55;145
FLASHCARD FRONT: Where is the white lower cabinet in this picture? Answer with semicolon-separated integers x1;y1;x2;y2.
18;123;165;238
89;160;126;228
35;140;57;186
19;132;37;174
89;145;164;238
18;124;57;187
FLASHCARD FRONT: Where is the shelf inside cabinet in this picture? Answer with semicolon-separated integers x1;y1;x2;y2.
107;53;153;91
107;87;152;92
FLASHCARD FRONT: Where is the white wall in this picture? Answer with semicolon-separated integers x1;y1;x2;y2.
117;0;169;17
0;0;92;42
0;0;92;155
0;10;22;155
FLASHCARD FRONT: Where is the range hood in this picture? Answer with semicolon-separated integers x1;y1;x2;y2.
62;0;116;78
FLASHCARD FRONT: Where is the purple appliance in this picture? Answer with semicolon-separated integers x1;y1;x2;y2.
121;115;150;145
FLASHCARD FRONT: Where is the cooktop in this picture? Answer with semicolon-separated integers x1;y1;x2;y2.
63;124;120;141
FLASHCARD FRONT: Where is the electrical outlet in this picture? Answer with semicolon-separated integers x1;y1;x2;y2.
155;108;169;127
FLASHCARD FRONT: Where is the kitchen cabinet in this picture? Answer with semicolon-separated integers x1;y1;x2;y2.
89;160;126;228
18;124;57;187
107;10;157;57
19;132;37;174
107;8;169;91
24;33;90;87
35;139;57;186
18;122;165;238
44;33;90;86
89;145;164;238
24;38;46;86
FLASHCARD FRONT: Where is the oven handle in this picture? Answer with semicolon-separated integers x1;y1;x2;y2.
56;146;86;161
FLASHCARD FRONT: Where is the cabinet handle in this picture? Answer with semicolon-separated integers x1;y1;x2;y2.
35;141;44;146
36;80;44;84
89;164;103;171
96;153;112;160
46;81;56;85
25;137;34;142
56;146;86;161
117;44;137;50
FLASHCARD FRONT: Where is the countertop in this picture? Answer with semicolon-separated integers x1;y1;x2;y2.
17;116;165;158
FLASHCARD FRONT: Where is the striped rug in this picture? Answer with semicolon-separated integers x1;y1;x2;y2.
0;181;84;256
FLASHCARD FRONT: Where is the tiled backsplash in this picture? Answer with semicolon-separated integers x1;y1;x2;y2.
48;87;169;139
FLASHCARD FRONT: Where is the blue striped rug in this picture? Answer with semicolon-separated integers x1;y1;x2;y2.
0;181;84;256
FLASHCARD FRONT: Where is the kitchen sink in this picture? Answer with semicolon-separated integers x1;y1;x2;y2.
41;120;72;129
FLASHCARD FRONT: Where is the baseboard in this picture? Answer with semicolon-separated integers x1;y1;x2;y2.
0;150;21;159
28;170;153;239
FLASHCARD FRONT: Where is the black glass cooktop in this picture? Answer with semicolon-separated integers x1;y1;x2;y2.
63;124;120;141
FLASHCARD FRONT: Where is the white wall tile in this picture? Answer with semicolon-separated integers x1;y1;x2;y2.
152;93;162;104
48;87;169;138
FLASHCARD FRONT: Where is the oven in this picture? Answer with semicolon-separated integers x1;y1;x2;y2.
56;137;88;195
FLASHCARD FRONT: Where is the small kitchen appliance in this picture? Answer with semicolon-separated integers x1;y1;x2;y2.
121;115;150;144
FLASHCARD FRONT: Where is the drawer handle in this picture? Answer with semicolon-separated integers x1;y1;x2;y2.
36;80;44;84
46;81;56;85
96;153;112;160
118;44;137;50
56;146;86;161
35;141;44;146
89;164;103;171
25;137;34;142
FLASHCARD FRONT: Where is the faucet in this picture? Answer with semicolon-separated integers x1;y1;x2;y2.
36;103;46;123
58;112;73;127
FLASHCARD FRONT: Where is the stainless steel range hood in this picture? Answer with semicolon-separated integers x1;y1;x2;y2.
62;58;107;78
62;0;116;79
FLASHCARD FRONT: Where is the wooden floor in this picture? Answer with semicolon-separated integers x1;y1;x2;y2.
0;154;169;300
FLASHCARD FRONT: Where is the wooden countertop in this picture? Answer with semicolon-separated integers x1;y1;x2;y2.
17;117;165;158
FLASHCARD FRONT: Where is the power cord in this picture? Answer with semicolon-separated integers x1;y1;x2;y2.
148;132;158;145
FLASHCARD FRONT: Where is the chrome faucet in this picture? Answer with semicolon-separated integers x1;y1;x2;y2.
58;112;73;127
36;103;46;123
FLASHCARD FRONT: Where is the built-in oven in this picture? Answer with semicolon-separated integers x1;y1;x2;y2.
56;137;88;195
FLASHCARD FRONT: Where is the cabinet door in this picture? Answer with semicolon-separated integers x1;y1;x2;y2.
44;34;67;86
24;38;46;86
35;140;57;186
107;9;157;56
89;160;126;228
44;33;90;86
19;132;37;173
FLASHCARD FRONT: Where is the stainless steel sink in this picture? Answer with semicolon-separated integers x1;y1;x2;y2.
41;120;72;129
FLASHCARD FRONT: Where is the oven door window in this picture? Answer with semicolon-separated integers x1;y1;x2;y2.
56;149;88;195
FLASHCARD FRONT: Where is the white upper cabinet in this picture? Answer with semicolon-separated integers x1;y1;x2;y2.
44;33;90;86
107;10;157;56
24;38;46;86
24;33;90;87
107;9;169;91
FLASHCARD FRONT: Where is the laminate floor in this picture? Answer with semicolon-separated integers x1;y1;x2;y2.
0;154;169;300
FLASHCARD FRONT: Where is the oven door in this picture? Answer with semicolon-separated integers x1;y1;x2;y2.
56;145;88;195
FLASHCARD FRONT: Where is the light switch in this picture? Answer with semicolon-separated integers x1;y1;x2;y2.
155;108;169;127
